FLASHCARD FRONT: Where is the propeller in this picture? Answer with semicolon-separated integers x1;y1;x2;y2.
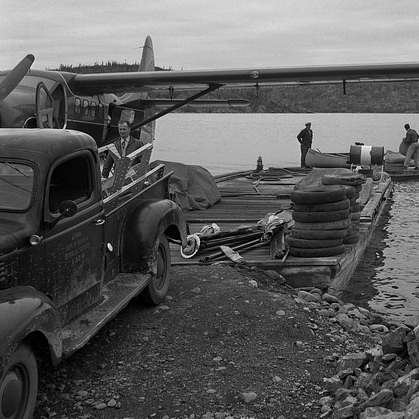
0;54;34;102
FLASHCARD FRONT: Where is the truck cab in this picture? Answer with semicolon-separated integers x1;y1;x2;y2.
0;129;187;419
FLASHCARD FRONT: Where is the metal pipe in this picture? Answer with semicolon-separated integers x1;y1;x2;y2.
199;238;264;263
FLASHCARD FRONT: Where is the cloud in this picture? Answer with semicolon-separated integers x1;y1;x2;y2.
1;0;419;71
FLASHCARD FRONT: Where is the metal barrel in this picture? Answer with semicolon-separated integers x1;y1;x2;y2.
349;145;384;165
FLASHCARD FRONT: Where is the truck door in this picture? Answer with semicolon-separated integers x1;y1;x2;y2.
44;151;105;324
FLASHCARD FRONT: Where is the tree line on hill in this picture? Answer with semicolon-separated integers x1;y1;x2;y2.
55;62;419;113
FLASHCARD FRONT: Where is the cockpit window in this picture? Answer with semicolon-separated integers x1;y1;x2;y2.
0;162;34;211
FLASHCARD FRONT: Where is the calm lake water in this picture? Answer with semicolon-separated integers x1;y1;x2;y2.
152;113;419;325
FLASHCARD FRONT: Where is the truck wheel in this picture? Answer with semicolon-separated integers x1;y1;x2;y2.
0;344;38;419
142;233;171;306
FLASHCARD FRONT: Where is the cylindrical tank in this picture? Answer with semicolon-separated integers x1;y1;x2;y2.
349;145;384;166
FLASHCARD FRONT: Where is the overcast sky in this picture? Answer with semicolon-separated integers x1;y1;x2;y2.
2;0;419;71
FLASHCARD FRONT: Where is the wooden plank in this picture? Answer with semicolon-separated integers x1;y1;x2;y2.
360;194;383;221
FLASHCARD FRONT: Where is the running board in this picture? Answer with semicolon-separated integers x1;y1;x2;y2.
62;273;150;357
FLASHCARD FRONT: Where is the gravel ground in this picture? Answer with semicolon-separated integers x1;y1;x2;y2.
33;264;377;419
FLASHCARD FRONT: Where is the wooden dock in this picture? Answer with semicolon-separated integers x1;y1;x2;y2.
383;163;419;181
170;167;393;296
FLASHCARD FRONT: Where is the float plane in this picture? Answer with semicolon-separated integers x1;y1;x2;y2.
2;35;419;147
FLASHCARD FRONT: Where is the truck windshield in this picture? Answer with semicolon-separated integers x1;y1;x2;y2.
0;162;34;211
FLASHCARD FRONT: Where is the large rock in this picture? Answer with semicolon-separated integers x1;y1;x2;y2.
355;372;374;392
338;352;367;370
336;313;356;330
382;326;410;354
323;375;342;393
405;396;419;419
360;406;404;418
393;368;419;397
332;404;356;418
407;339;419;367
361;388;394;409
297;290;321;303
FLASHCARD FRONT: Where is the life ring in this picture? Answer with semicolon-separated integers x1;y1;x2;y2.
293;219;350;230
292;209;350;223
287;236;343;249
290;188;348;205
292;199;350;212
289;245;345;257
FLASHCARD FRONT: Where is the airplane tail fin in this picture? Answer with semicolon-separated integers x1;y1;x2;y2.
119;36;155;102
119;36;156;145
106;36;156;146
138;35;155;72
138;36;156;145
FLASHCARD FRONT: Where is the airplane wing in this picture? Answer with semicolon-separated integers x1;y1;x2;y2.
69;62;419;96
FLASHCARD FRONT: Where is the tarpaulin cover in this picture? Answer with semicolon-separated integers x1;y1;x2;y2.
150;160;221;210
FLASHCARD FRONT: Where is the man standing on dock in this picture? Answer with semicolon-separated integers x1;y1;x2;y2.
297;122;313;168
402;124;419;170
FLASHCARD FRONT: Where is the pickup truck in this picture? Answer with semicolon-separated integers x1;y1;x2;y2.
0;128;188;419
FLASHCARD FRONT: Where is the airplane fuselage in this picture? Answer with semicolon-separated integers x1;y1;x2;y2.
0;69;145;147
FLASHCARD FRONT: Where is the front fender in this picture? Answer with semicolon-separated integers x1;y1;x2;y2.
0;286;62;375
122;198;187;273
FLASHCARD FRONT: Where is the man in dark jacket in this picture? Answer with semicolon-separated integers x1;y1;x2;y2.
402;123;419;170
102;120;144;178
297;122;313;168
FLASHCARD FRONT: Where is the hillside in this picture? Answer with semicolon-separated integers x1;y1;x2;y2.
179;82;419;113
55;62;419;113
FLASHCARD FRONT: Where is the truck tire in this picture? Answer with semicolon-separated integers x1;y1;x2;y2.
289;244;345;257
292;209;350;223
292;199;350;212
293;219;350;230
343;233;360;244
0;343;38;419
290;188;347;204
287;236;343;249
141;233;171;306
291;228;348;240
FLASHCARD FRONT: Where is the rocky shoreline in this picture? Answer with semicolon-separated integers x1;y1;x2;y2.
295;284;419;419
33;265;419;419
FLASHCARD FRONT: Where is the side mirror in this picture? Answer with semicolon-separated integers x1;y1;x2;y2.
59;200;77;217
48;200;77;229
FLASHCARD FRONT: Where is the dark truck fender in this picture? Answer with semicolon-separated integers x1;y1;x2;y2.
121;198;187;274
0;286;62;374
